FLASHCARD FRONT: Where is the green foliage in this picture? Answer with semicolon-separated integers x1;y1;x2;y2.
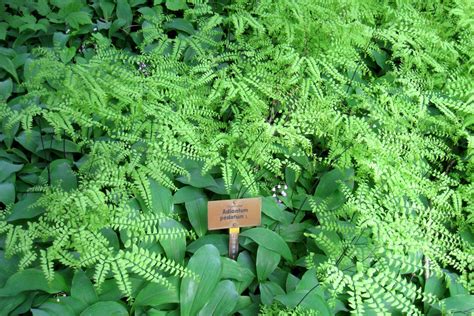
0;0;473;315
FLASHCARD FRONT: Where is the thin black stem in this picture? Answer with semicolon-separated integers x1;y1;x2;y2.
230;128;266;194
295;283;321;308
345;32;374;95
335;227;366;267
327;141;355;166
63;130;66;159
236;137;273;198
35;117;51;185
291;179;320;224
237;168;265;199
328;30;376;167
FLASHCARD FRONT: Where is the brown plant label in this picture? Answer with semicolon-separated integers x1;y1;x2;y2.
208;197;261;230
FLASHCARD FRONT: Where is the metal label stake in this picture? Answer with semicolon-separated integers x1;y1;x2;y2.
229;227;240;259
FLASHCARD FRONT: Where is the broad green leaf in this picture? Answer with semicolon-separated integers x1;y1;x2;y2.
314;168;354;210
296;269;322;292
180;244;222;316
0;160;23;182
71;270;98;305
275;269;330;315
96;20;111;31
237;302;260;316
268;267;288;289
164;18;195;35
0;182;15;205
138;7;159;18
7;148;29;163
0;251;19;287
235;296;253;313
0;294;27;316
7;193;44;221
0;22;7;40
0;269;67;296
279;222;311;242
262;196;288;223
67;11;92;29
99;0;115;20
0;54;19;82
150;179;173;214
371;49;388;70
52;296;86;315
221;257;244;281
285;167;298;187
292;193;312;211
117;0;133;26
130;0;147;6
176;169;217;188
259;281;285;305
96;279;123;302
197;280;239;316
445;272;469;296
424;274;445;313
33;301;76;316
134;280;179;307
205;178;227;194
240;227;293;262
109;18;126;36
19;23;45;33
37;136;81;153
36;0;51;16
173;186;205;204
256;245;280;281
187;234;228;255
15;131;41;154
166;0;188;11
234;252;256;294
275;291;331;316
80;301;128;316
50;159;77;191
0;78;12;100
185;197;208;237
440;295;474;314
159;219;186;263
9;291;37;315
286;273;300;292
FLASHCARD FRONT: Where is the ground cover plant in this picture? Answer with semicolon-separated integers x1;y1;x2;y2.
0;0;473;315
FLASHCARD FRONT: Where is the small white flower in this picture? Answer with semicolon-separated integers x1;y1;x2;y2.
271;187;276;192
277;184;281;189
284;184;288;190
272;193;276;197
281;191;287;197
93;27;98;32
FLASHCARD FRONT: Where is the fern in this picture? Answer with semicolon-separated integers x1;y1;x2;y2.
0;0;472;312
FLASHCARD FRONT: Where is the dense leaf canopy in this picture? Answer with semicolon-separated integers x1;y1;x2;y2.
0;0;473;315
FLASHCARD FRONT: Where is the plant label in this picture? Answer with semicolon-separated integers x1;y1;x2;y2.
208;197;262;259
207;197;261;230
